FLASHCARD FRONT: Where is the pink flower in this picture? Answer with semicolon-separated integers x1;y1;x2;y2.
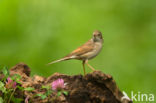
52;78;65;91
12;82;17;88
7;77;12;83
5;77;17;89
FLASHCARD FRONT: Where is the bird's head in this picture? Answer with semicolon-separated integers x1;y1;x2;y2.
92;30;103;42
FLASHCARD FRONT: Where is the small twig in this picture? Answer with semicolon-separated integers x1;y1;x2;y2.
8;87;16;103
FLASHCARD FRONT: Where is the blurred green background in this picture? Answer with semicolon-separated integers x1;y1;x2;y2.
0;0;156;102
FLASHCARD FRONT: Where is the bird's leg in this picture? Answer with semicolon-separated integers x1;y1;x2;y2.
85;60;95;71
82;60;86;75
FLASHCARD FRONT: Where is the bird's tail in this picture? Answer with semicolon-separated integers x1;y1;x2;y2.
47;56;73;65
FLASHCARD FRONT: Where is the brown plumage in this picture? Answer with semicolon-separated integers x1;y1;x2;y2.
48;30;103;75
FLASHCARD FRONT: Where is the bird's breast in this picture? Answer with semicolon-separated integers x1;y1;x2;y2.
82;42;103;60
89;42;102;59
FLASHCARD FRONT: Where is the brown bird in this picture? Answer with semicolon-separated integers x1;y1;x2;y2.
48;30;103;75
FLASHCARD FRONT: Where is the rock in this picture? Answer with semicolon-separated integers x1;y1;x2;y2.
6;63;132;103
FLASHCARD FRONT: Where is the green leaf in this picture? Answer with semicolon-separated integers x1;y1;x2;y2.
12;74;21;81
0;81;4;87
41;95;47;99
2;66;9;76
11;96;23;103
36;93;42;97
24;87;35;91
0;97;3;103
36;94;47;99
45;90;52;95
42;85;51;89
57;91;62;96
0;81;6;93
16;80;21;84
17;86;24;90
63;91;68;96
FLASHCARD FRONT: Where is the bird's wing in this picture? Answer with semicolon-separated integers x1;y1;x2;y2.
66;39;94;57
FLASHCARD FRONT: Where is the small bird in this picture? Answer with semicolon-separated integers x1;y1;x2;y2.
48;30;103;75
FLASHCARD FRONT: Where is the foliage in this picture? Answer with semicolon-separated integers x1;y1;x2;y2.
0;67;69;102
24;87;35;91
36;85;53;100
0;66;34;103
